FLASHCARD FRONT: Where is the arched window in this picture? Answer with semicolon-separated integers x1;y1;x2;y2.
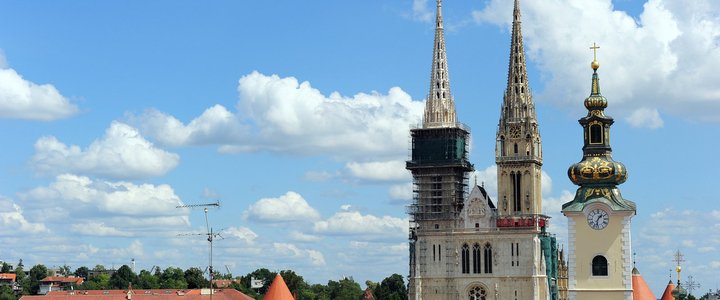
592;255;608;276
472;243;481;274
590;124;603;144
511;173;521;213
499;136;506;156
514;143;518;154
461;244;470;274
484;243;493;273
468;286;487;300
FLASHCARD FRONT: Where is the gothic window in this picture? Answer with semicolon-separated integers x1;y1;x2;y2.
433;245;436;262
468;286;486;300
514;76;518;83
514;143;518;154
592;255;608;276
461;244;470;274
511;173;522;213
472;243;481;274
500;136;505;156
590;124;603;144
521;86;525;93
484;243;493;273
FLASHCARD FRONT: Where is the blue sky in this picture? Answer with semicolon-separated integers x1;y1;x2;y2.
1;0;719;295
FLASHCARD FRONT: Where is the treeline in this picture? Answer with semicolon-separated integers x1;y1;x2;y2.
0;261;407;300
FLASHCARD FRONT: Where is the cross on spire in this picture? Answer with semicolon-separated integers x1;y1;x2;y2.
590;42;600;61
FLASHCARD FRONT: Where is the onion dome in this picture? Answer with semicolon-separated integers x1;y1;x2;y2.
562;45;636;212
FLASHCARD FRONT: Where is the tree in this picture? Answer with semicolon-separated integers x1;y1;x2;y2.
0;285;15;300
278;270;308;297
0;263;11;273
137;270;160;289
184;268;208;289
327;277;362;300
159;267;187;289
83;273;111;290
109;265;137;289
373;274;407;300
28;264;48;295
93;265;106;272
74;267;89;280
14;264;27;295
241;269;276;295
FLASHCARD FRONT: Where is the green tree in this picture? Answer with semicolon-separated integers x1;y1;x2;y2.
109;265;137;289
241;269;276;295
0;263;11;273
309;284;330;300
0;285;15;300
14;264;27;295
373;274;407;300
28;264;48;295
278;270;309;297
93;265;106;272
82;273;110;290
137;270;160;289
74;267;89;280
159;267;187;289
327;277;362;300
184;268;208;289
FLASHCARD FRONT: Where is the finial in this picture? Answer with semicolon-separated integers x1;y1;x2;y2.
590;42;600;71
633;251;637;268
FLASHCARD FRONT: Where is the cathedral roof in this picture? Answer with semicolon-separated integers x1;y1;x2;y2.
631;268;657;300
263;275;294;300
660;280;676;300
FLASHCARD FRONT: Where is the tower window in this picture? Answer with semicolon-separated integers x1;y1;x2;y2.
514;143;518;154
592;255;608;276
484;243;493;273
433;244;436;261
472;243;481;274
461;244;470;274
511;173;522;213
590;124;603;144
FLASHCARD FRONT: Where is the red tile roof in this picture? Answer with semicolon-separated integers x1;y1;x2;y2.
23;289;252;300
263;275;294;300
211;280;241;288
40;276;84;285
631;268;657;300
660;280;676;300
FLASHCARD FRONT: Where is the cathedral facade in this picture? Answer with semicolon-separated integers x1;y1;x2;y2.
406;1;559;299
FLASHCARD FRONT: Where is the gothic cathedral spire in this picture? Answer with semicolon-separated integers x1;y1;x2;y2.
496;0;543;217
423;0;457;128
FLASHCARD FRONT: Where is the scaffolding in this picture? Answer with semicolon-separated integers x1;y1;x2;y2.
406;125;473;225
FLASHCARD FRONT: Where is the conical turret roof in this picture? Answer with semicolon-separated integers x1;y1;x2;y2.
632;267;657;300
263;274;294;300
660;280;676;300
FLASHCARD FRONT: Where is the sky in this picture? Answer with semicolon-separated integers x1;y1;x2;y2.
0;0;719;295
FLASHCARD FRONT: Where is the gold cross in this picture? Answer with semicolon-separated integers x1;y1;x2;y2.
590;42;600;61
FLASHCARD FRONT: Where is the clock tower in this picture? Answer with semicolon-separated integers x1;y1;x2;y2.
562;47;637;300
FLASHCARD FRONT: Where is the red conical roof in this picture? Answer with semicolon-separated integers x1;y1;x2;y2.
263;274;294;300
632;268;657;300
660;280;676;300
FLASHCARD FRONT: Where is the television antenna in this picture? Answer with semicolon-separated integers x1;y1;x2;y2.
177;201;222;299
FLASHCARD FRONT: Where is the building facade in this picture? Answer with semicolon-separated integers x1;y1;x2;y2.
406;1;559;299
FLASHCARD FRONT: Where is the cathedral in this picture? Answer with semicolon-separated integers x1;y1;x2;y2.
405;0;654;299
406;0;559;299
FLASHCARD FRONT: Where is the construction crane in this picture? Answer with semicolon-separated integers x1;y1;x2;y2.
177;201;222;299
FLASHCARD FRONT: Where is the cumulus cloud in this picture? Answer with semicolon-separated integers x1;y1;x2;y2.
22;174;185;216
472;165;498;199
32;121;179;179
0;197;48;234
224;226;258;244
70;221;132;237
410;0;433;22
389;183;413;201
0;66;78;121
314;207;408;239
289;231;322;242
273;243;326;266
345;160;411;182
135;71;424;159
473;0;720;122
243;191;321;223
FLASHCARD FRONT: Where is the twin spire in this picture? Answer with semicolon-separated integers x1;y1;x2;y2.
502;0;535;121
423;0;457;128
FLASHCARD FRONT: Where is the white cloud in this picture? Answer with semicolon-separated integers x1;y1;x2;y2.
698;246;716;253
0;197;48;234
136;72;424;159
224;226;258;244
626;107;664;129
273;243;326;266
472;165;498;199
303;171;335;182
0;49;6;68
712;261;720;269
410;0;433;23
32;121;179;179
289;231;322;242
542;190;575;245
389;183;413;201
70;221;132;237
345;160;411;182
0;66;78;121
473;0;720;122
314;208;408;239
243;191;321;223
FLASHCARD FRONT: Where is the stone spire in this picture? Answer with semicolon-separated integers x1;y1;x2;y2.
500;0;535;123
423;0;457;128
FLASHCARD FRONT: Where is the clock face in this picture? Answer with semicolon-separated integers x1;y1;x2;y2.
587;208;609;230
509;125;521;138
